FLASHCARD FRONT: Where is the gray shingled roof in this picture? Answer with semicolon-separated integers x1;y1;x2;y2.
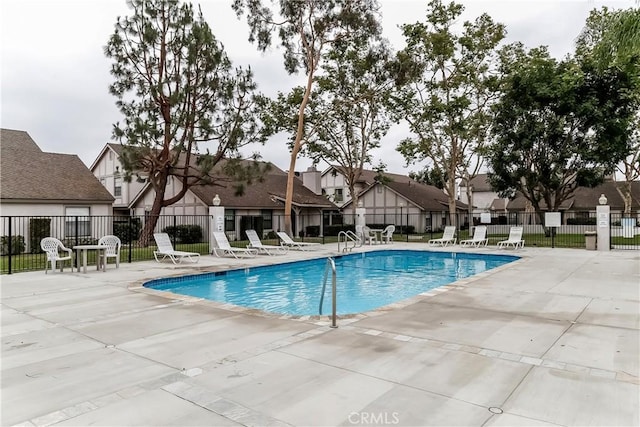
191;173;335;209
328;165;467;212
506;181;640;211
460;174;494;192
0;129;115;202
124;153;335;209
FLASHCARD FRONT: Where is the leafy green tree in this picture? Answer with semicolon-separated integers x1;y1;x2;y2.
487;45;636;226
577;7;640;214
393;0;505;219
409;166;447;189
578;7;640;70
105;0;266;246
232;0;383;234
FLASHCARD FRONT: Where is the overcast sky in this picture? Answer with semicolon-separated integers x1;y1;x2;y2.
1;0;633;175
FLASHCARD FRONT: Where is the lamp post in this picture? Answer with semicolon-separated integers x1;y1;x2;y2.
598;194;607;205
213;194;221;206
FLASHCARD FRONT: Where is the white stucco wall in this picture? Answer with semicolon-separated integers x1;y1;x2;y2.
92;148;145;207
0;202;113;252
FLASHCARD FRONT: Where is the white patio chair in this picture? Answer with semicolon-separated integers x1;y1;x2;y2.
276;231;320;251
381;225;395;244
40;237;74;273
98;235;121;268
497;226;525;249
361;226;378;245
428;226;457;247
245;229;288;255
153;233;200;264
460;225;488;248
212;232;258;258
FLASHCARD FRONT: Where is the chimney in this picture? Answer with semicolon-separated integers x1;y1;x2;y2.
301;166;322;195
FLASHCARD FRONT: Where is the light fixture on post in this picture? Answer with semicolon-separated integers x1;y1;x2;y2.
598;194;607;205
213;194;221;206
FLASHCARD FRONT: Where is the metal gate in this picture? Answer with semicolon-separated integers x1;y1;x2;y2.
610;212;640;250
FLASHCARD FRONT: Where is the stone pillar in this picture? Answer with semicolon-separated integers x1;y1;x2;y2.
596;203;610;252
355;205;366;229
209;194;225;255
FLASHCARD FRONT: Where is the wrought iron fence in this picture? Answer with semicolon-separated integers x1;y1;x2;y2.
2;210;637;274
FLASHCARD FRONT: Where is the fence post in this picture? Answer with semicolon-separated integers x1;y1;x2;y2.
7;217;12;274
128;216;133;263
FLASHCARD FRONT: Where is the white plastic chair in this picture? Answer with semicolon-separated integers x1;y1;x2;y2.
497;226;525;249
212;232;258;258
276;231;320;251
40;237;74;273
428;226;457;247
245;229;288;255
98;235;121;268
381;225;395;244
361;226;378;245
153;233;200;264
460;226;488;248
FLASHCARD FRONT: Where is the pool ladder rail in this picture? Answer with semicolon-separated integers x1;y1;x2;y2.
337;230;361;253
319;257;338;328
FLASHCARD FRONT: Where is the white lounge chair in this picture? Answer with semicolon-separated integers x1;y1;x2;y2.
276;231;320;251
98;235;121;268
40;237;74;273
497;226;525;249
381;225;395;244
245;229;288;255
153;232;200;264
460;225;488;248
212;232;258;258
428;226;456;247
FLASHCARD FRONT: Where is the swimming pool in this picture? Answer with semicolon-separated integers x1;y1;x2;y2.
145;250;518;316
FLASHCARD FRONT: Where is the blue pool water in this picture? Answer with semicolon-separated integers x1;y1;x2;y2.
145;250;518;316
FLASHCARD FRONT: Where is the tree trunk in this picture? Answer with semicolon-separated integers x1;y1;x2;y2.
138;195;165;247
284;65;315;236
615;181;633;215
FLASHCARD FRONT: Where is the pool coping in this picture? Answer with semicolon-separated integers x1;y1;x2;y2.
128;248;528;326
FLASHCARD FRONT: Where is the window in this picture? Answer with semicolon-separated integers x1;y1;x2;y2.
114;176;122;197
65;207;91;238
261;210;272;229
334;188;343;202
225;209;236;231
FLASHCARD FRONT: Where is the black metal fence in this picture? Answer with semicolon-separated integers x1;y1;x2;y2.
2;210;638;274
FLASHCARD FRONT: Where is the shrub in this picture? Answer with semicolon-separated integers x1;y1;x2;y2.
1;235;25;255
113;218;142;244
324;224;355;236
305;226;320;237
162;224;203;244
567;217;596;225
62;237;98;247
29;218;50;253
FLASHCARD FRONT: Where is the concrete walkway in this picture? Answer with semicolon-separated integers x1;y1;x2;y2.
2;244;638;426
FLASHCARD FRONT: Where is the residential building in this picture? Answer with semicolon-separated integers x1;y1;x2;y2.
0;129;114;251
323;166;468;232
90;143;147;216
90;143;335;239
506;181;640;224
458;173;508;216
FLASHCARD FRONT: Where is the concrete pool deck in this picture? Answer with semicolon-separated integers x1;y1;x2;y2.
1;244;638;426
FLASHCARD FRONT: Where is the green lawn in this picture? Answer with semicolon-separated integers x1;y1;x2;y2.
2;234;638;274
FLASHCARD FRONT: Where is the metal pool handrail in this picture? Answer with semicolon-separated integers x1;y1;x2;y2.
338;230;360;253
319;257;337;328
